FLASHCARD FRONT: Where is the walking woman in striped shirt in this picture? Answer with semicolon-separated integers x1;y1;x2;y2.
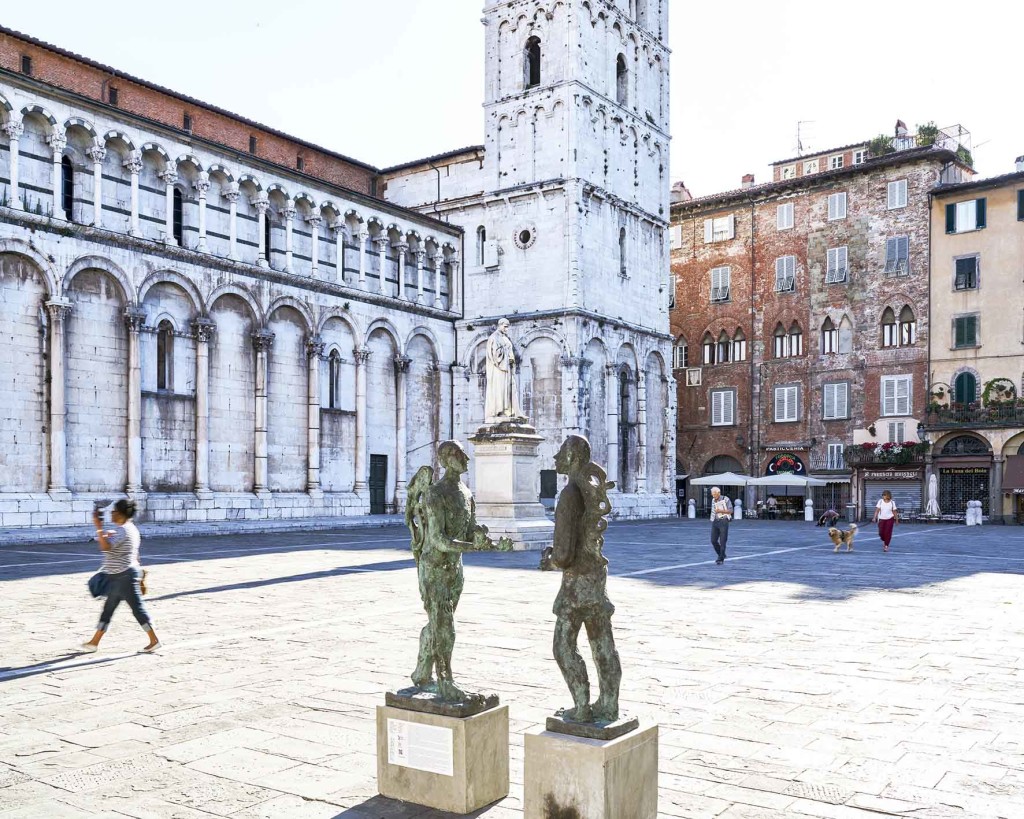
81;500;161;654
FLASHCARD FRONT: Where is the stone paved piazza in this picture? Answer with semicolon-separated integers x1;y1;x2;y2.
1;519;1022;818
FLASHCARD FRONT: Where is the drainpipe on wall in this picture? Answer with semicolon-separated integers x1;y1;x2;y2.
749;200;757;509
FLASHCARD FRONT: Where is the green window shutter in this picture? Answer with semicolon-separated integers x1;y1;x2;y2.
1018;190;1024;222
975;198;987;229
968;317;978;346
945;203;956;233
955;318;965;347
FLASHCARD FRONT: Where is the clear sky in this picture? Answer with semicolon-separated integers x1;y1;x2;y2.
4;1;1018;197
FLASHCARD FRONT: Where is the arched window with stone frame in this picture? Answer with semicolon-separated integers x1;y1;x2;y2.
821;317;838;354
619;226;627;276
616;54;629;106
773;323;787;358
788;321;803;356
61;155;74;220
328;349;342;410
702;332;715;365
172;188;184;246
264;212;273;264
880;307;898;348
156;320;174;392
732;328;747;362
838;315;854;353
673;336;688;369
899;306;917;346
716;331;731;364
525;36;542;89
476;225;486;266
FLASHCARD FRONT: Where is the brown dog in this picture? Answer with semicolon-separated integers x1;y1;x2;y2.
828;524;858;552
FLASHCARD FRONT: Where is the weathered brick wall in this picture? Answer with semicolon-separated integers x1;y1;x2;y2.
0;255;47;491
267;306;308;492
0;32;376;195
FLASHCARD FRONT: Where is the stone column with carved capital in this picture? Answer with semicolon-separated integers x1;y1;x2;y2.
353;347;371;492
253;195;270;267
308;215;323;278
252;330;275;494
605;363;620;489
86;143;106;228
124;151;143;235
283;199;296;273
125;307;147;494
357;228;369;289
223;184;240;260
394;355;411;505
48;131;67;219
46;300;72;496
414;249;426;304
332;221;346;283
160;165;179;244
194;172;210;252
374;237;390;295
448;252;461;313
430;252;445;309
395;242;409;301
636;370;648;493
192;318;216;496
3;121;24;210
307;336;325;496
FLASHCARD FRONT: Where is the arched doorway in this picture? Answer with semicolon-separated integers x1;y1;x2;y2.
936;434;992;516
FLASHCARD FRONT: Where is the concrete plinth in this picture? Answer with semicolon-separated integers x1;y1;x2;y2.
376;703;509;814
524;723;658;819
470;421;554;551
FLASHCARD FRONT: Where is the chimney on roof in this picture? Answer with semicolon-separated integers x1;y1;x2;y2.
895;119;908;138
670;180;692;203
741;174;755;189
1017;156;1024;173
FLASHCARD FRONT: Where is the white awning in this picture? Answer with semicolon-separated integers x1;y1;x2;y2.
690;472;752;486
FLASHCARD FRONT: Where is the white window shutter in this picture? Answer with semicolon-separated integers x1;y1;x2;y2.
824;384;836;419
727;214;736;240
704;219;713;243
837;383;849;418
670;225;683;249
896;376;911;415
839;246;848;270
882;377;896;416
898;236;909;263
724;391;734;425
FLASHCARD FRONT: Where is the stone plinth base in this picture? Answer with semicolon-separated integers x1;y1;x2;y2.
524;723;658;819
376;703;509;814
470;422;554;551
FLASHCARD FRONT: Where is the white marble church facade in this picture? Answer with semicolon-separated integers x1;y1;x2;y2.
383;0;676;517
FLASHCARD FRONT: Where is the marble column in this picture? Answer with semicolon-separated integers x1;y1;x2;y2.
86;143;106;228
254;194;270;267
414;249;426;304
283;198;296;273
125;307;146;495
45;300;72;497
357;228;369;289
354;347;370;492
195;171;210;252
374;237;390;295
124;151;143;235
160;164;178;245
395;242;409;301
47;131;66;219
308;215;323;278
224;184;240;260
332;220;345;283
3;122;23;210
448;252;461;313
307;336;325;497
605;364;620;488
431;252;445;309
395;355;411;504
252;330;274;494
192;318;215;497
636;370;648;493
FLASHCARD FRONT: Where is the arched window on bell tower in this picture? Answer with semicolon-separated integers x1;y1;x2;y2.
156;320;174;392
61;155;74;220
525;37;541;89
616;54;629;106
619;227;627;276
477;225;487;266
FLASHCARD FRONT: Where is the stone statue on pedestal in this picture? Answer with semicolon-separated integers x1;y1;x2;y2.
484;318;523;425
394;440;514;715
540;434;638;739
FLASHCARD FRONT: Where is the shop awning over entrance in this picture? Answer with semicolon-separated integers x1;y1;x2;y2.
1002;455;1024;491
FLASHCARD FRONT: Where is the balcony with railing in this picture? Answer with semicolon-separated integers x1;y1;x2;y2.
809;453;849;472
924;401;1024;430
843;442;929;467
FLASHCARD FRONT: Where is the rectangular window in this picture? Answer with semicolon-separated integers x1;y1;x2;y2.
828;192;847;221
296;156;305;172
249;135;258;154
774;385;799;423
782;165;796;180
804;159;819;175
1018;190;1024;222
853;150;868;165
887;179;908;209
881;375;912;417
20;55;32;75
888;422;906;444
775;256;796;292
183;113;193;132
702;339;715;365
882;320;898;348
710;266;731;302
704;215;735;243
885;236;910;276
108;86;119;106
945;198;987;233
954;256;979;290
673;344;688;369
954;315;979;348
823;382;849;420
827;442;845;469
826;246;848;283
711;389;735;426
830;155;844;170
822;324;839;354
777;202;794;230
732;337;747;362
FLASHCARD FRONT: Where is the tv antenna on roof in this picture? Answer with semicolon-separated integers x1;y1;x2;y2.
796;121;815;156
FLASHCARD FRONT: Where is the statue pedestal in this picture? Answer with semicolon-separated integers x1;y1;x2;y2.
524;723;659;819
376;701;509;814
470;421;554;551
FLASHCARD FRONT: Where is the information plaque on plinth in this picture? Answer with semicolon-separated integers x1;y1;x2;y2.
376;689;509;814
524;721;658;819
470;420;555;551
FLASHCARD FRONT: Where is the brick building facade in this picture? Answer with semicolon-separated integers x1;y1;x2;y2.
671;136;972;518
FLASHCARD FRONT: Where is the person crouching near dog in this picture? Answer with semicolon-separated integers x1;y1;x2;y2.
81;499;160;654
872;490;899;553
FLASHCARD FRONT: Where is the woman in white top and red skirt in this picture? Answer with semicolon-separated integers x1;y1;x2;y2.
872;490;898;552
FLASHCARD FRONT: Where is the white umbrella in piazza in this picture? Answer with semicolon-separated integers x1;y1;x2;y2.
689;472;751;486
925;473;941;516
